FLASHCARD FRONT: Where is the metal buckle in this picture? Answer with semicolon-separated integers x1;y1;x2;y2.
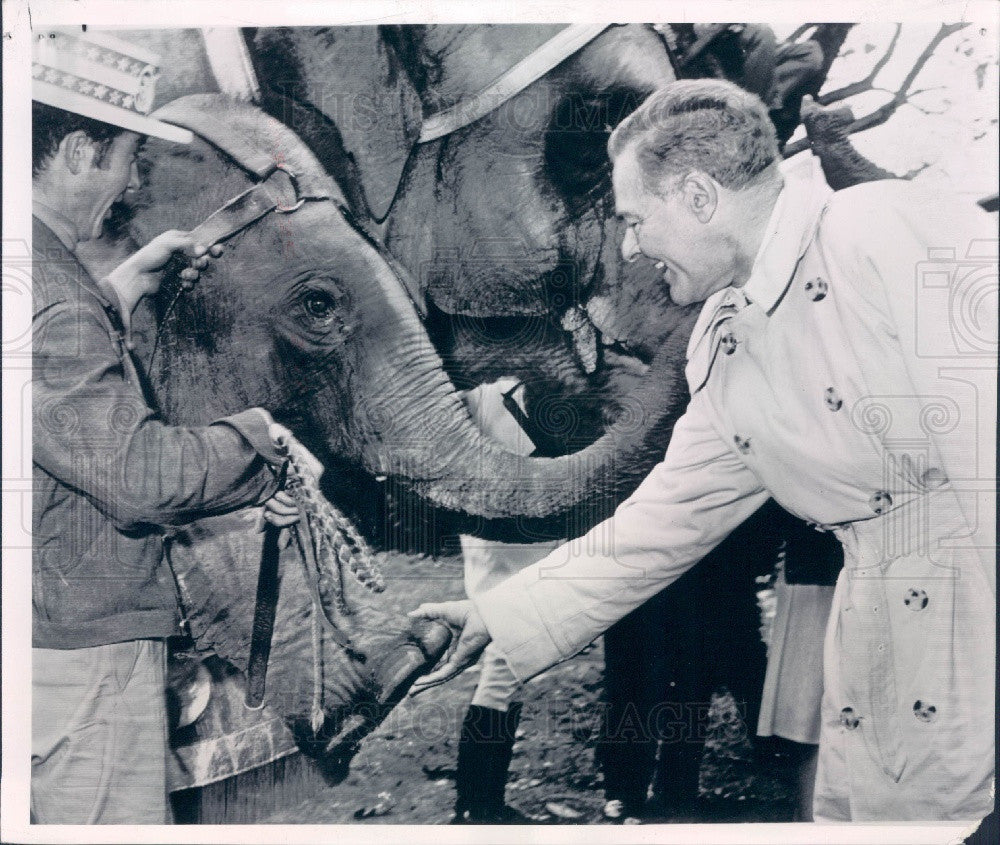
272;163;306;213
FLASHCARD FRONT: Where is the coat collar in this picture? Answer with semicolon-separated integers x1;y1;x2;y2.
684;153;832;391
741;152;832;315
32;212;124;319
32;199;79;253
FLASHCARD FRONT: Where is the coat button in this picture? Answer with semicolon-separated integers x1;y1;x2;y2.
805;277;828;301
920;467;948;489
839;706;861;730
912;700;937;723
904;587;929;610
734;435;752;454
720;332;738;355
869;490;892;514
824;387;843;411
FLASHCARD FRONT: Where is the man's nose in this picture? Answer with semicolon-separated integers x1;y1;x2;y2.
126;161;141;192
620;227;641;263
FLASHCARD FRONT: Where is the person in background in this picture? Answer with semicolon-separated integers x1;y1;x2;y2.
442;379;560;823
670;24;825;143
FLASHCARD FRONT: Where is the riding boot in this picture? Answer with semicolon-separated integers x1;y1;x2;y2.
452;702;525;823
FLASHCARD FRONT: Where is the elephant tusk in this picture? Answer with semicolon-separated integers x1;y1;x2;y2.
561;304;599;375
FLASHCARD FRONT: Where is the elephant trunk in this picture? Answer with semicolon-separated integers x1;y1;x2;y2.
352;252;693;522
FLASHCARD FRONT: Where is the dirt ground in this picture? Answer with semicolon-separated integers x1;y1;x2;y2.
261;551;800;825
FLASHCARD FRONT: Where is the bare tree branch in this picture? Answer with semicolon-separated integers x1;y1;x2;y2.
786;23;817;43
807;24;856;95
901;162;931;179
784;23;970;156
818;23;902;105
907;86;946;98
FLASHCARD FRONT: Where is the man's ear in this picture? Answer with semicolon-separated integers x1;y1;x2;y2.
681;172;718;223
60;131;95;176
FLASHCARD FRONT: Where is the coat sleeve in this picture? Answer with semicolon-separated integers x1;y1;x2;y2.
473;391;770;682
33;296;281;530
831;184;997;583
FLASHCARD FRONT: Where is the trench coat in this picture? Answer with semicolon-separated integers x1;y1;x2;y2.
474;154;997;821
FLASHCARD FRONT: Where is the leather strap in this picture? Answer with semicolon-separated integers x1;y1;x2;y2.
244;459;288;709
244;521;283;709
418;24;610;143
184;166;306;255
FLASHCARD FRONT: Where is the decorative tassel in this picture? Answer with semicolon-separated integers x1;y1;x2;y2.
274;433;386;618
309;596;324;735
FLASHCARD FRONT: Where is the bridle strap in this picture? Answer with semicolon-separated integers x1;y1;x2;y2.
184;164;321;254
417;24;611;143
144;96;333;370
149;97;333;251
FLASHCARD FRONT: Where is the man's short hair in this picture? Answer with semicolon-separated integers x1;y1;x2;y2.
32;101;125;178
608;79;779;193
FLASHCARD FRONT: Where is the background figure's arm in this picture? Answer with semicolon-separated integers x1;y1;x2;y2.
473;392;770;682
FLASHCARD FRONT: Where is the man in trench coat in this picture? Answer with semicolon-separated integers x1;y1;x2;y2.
411;79;997;821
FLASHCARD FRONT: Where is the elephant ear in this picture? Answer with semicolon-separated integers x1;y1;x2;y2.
118;28;221;104
250;27;421;222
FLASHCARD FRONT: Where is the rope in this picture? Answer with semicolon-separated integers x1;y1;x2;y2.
148;281;185;373
274;431;386;735
275;434;386;612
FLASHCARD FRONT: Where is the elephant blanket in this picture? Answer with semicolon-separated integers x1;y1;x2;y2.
165;507;433;788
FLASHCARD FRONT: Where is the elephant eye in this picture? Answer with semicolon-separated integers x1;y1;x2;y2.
303;291;336;324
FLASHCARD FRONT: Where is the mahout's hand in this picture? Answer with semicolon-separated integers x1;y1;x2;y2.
105;230;224;306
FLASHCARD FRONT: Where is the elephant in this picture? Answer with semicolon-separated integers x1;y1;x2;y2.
246;23;868;515
74;29;709;809
109;24;874;531
250;25;690;450
73;90;705;760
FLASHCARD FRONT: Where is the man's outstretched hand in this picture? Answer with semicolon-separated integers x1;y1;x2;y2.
406;600;492;695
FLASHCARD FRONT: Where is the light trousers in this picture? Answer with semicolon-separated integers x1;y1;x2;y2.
32;639;170;824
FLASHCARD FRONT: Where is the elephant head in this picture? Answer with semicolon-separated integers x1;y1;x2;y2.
79;93;688;541
253;24;690;350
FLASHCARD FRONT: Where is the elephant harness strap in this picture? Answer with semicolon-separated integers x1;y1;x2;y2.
417;24;612;143
184;162;308;254
151;96;335;252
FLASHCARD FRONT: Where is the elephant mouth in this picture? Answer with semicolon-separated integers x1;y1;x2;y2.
574;298;657;370
561;301;653;376
602;335;648;364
